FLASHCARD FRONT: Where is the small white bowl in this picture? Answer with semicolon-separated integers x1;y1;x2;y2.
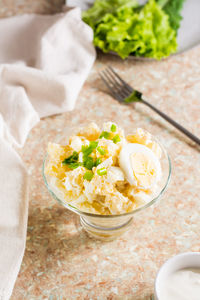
154;252;200;300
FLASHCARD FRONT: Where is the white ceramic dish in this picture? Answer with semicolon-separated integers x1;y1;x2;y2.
154;252;200;300
177;0;200;53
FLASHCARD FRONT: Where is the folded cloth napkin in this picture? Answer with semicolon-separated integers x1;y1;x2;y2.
0;7;95;299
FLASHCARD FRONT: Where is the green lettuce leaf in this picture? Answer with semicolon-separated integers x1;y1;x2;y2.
82;0;138;28
83;0;177;59
157;0;186;32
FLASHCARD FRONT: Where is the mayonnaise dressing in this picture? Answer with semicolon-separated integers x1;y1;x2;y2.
159;268;200;300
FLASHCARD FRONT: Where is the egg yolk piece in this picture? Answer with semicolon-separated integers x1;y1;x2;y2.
130;152;157;188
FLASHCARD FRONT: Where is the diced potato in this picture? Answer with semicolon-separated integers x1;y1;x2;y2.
84;172;115;196
69;136;84;152
126;128;162;158
105;190;129;214
126;128;151;144
77;122;101;141
63;166;85;197
69;135;90;152
47;143;72;163
103;121;116;132
45;161;68;180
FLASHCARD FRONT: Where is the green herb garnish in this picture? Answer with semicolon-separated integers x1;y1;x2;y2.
111;124;117;132
97;167;107;176
62;151;82;169
81;141;99;170
83;171;94;181
82;141;98;157
97;146;106;155
83;156;95;170
112;134;121;144
95;157;102;166
62;151;78;165
99;131;110;139
68;162;82;169
89;141;99;149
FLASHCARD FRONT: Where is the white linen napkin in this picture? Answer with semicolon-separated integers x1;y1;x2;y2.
0;7;95;300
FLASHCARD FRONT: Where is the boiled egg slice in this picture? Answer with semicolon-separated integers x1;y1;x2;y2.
119;143;161;189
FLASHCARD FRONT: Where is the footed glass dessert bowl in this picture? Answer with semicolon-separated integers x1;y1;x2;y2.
43;122;171;241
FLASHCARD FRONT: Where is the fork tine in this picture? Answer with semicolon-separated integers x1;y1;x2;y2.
101;70;128;100
108;66;133;93
102;69;130;99
106;67;122;85
99;72;124;102
102;70;121;92
105;68;130;99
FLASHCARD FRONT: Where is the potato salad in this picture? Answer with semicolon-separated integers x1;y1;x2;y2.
45;122;162;215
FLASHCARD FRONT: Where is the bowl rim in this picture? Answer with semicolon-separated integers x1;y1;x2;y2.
154;252;200;299
42;139;171;218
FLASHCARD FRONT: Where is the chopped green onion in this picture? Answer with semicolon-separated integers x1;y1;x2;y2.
95;157;102;166
82;141;98;157
83;157;95;170
97;146;106;155
110;124;117;132
112;134;121;144
81;145;88;152
62;151;79;165
68;162;82;169
97;167;107;176
81;141;99;170
89;141;98;149
83;171;94;181
62;151;81;169
99;131;110;139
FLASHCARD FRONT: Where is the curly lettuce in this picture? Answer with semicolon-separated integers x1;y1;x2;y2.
82;0;138;28
83;0;178;59
157;0;185;32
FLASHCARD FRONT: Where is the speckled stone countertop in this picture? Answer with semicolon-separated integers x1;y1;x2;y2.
1;1;200;299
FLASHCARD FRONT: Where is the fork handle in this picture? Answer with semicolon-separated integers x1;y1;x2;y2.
141;99;200;146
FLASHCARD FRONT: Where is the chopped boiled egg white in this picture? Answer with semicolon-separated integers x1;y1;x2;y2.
96;157;113;170
119;143;161;190
128;187;152;206
107;166;124;183
69;136;84;152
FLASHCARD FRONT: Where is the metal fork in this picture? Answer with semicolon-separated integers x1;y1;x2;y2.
100;66;200;146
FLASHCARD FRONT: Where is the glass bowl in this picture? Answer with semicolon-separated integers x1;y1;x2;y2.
43;131;171;241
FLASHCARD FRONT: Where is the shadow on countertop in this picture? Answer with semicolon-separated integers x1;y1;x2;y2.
24;203;104;271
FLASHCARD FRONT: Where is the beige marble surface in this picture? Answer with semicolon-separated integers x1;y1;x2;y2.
0;0;65;16
1;1;200;299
